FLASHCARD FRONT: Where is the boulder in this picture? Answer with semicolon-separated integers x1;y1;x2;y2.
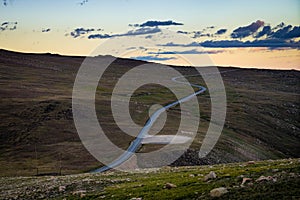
164;183;177;189
204;171;217;181
210;187;228;197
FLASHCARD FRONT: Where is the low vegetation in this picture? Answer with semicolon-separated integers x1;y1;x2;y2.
0;158;299;199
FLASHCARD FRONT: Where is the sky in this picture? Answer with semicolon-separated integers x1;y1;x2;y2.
0;0;299;69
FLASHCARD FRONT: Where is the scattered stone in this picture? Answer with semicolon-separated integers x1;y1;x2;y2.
189;174;195;177
58;186;66;192
247;161;256;165
256;176;276;182
210;187;228;197
164;183;177;189
204;171;217;181
130;198;142;200
241;177;252;186
72;190;86;198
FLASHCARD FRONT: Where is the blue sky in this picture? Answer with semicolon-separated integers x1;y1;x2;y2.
0;0;299;69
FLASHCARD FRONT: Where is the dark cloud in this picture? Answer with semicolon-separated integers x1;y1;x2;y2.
159;39;300;49
1;22;8;26
131;56;176;61
207;26;215;29
131;20;183;27
88;27;161;39
273;22;285;30
255;26;271;38
78;0;88;6
42;28;51;33
269;25;300;39
149;49;224;55
177;30;189;34
0;21;17;31
231;20;265;38
88;34;111;39
215;29;227;35
193;32;212;38
70;28;97;38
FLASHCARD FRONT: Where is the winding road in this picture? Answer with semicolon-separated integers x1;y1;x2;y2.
91;75;207;173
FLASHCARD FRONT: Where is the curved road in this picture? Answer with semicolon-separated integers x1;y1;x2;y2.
91;75;206;173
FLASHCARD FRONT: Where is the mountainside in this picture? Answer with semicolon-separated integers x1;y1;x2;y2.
0;49;299;176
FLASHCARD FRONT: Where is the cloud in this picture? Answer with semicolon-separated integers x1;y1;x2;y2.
273;22;285;30
177;30;189;34
78;0;88;6
131;56;176;61
269;25;300;39
255;26;271;38
231;20;265;38
131;20;183;27
88;27;161;39
0;21;17;31
70;27;101;38
42;28;51;33
149;49;224;55
215;29;227;35
193;32;212;38
158;42;200;47
88;34;111;39
159;39;300;49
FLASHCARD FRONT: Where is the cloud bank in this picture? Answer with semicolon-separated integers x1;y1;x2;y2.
159;39;300;49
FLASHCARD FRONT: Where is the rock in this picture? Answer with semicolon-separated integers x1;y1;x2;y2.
247;161;256;165
204;171;217;181
164;183;177;189
256;175;276;182
72;190;86;198
210;187;228;197
130;198;142;200
241;177;252;186
58;186;66;192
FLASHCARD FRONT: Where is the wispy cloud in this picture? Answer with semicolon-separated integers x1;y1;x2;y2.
130;20;183;27
149;49;224;55
88;27;161;39
131;55;176;61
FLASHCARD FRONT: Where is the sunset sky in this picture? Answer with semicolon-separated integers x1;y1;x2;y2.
0;0;299;69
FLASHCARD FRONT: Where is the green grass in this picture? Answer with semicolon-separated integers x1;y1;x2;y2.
0;159;299;199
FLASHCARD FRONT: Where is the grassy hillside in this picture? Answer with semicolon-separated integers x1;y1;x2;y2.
0;49;299;176
0;159;299;199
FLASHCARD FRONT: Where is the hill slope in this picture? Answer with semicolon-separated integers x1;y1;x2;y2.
0;49;299;176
